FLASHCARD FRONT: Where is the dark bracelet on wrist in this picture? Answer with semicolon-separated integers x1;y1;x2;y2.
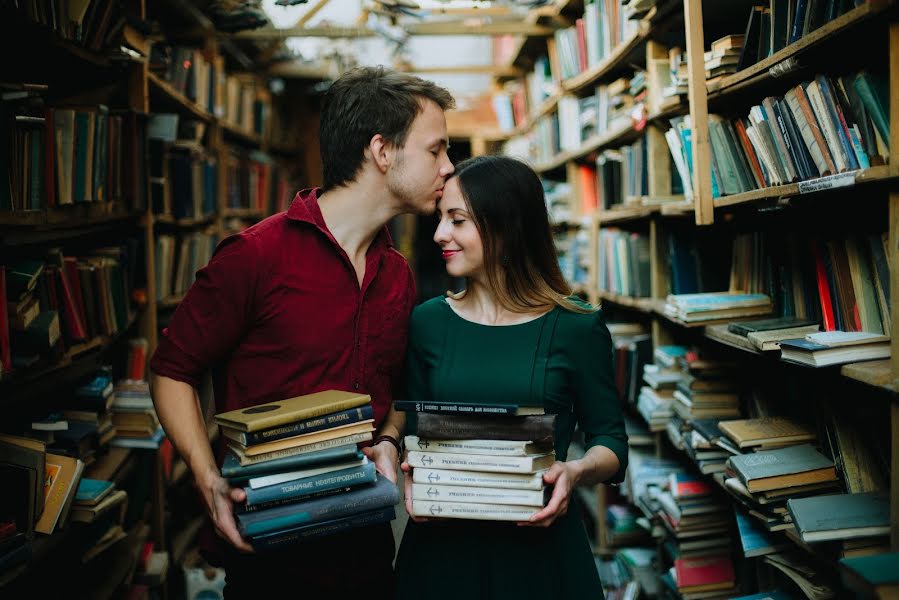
373;434;402;456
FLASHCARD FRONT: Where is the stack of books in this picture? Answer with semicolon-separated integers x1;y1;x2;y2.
778;331;891;367
109;380;164;449
664;292;773;324
704;35;744;85
215;390;399;551
398;409;556;521
726;316;820;352
664;554;738;599
671;366;741;423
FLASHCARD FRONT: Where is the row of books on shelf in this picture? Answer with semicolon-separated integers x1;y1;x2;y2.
223;148;296;214
665;70;889;200
10;0;122;52
149;42;270;137
154;231;217;303
0;244;139;377
602;336;894;598
553;0;640;82
1;99;149;211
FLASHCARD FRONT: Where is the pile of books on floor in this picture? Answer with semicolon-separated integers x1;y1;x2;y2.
664;292;773;324
215;390;398;551
397;406;555;521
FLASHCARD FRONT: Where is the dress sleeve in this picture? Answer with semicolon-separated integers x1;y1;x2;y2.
149;233;260;388
570;310;629;484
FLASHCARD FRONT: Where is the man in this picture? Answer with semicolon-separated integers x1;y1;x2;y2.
149;66;455;598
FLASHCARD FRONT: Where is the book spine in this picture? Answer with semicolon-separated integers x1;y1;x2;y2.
239;405;374;445
249;507;396;551
219;398;370;432
221;446;361;479
232;431;372;466
411;483;547;507
415;413;554;443
394;400;530;416
240;421;373;456
405;436;540;456
237;476;399;537
412;467;546;490
406;451;550;474
410;500;538;521
243;462;376;507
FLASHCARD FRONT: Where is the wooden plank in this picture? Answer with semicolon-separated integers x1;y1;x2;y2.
646;124;672;198
840;360;894;390
232;22;556;39
147;72;212;122
707;0;894;98
683;0;713;225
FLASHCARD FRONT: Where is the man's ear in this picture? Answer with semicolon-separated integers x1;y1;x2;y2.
366;133;393;174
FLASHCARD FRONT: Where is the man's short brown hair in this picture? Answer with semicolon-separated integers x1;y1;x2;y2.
319;66;455;190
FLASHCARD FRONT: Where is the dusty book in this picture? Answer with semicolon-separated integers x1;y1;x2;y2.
411;483;548;507
410;500;538;521
411;467;546;490
228;431;373;466
414;413;555;445
406;450;555;474
220;405;374;446
787;492;890;542
404;436;548;456
233;420;375;457
727;444;838;493
394;400;544;416
719;416;816;449
214;390;370;432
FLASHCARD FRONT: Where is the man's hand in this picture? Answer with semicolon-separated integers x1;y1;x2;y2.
362;440;399;484
520;461;576;528
197;471;254;553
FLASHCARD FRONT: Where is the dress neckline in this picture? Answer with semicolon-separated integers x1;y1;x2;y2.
442;297;554;327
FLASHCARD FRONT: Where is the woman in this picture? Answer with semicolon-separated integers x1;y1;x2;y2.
395;155;628;599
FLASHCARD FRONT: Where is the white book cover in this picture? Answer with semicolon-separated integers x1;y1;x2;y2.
411;500;539;521
804;331;890;347
412;467;546;490
411;483;547;507
404;436;545;457
406;450;555;474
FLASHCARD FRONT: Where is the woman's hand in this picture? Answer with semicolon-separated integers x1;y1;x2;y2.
401;459;435;523
520;461;579;528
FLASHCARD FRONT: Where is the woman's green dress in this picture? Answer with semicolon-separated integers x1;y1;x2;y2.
395;297;629;600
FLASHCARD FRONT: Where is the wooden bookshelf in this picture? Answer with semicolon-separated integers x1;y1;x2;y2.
0;203;139;227
563;26;651;94
598;205;660;224
220;120;262;147
706;0;895;99
597;291;657;313
147;71;213;122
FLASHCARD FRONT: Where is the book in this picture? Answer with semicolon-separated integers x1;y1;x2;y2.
839;552;899;599
411;467;546;490
414;413;556;445
35;453;84;534
236;474;399;537
243;461;377;508
410;500;538;521
411;483;549;507
779;337;891;367
673;555;736;593
406;450;555;474
735;509;789;557
719;416;816;448
804;331;890;347
74;478;114;506
228;431;373;466
214;390;371;433
727;443;838;493
220;405;374;446
221;445;362;482
787;492;890;542
232;420;375;457
247;456;368;489
248;506;396;551
69;488;128;523
394;400;544;416
727;317;818;337
404;436;549;456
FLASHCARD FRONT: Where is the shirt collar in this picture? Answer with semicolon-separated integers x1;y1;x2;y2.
286;188;395;251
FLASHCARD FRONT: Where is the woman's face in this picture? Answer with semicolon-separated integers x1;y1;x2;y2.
433;178;484;279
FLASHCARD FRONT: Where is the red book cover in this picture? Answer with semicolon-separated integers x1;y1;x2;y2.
812;241;836;331
54;263;87;342
0;267;11;372
575;18;588;73
670;473;713;498
64;257;90;338
579;165;598;214
734;118;766;187
674;556;735;588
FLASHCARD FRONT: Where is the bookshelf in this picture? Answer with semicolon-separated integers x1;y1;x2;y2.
495;0;899;594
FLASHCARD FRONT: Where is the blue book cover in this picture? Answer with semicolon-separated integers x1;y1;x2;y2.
735;509;787;557
221;445;362;482
75;478;114;503
732;593;796;600
237;475;399;537
243;461;377;507
249;506;396;551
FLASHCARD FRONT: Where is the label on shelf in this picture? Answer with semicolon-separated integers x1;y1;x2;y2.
798;170;859;194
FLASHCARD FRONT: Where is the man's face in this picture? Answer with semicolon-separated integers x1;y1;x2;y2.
387;100;454;215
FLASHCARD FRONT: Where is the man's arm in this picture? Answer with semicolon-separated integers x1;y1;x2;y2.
150;372;252;552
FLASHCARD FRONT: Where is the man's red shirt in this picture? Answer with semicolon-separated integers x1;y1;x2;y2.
149;188;415;433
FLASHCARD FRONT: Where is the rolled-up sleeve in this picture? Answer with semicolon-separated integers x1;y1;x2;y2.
149;233;260;388
571;310;629;484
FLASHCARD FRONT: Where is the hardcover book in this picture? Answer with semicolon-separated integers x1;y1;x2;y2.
233;420;375;457
228;431;373;466
214;390;370;433
787;492;890;542
727;444;837;493
410;500;538;521
394;400;544;416
249;506;396;551
411;467;546;490
719;416;816;448
243;461;377;508
410;483;549;507
414;413;555;445
404;436;548;456
406;450;555;474
221;445;362;483
221;405;374;446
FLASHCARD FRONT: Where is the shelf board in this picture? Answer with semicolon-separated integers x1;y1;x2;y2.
660;201;696;216
147;72;212;122
712;165;895;209
706;0;895;99
598;291;658;313
598;205;660;224
0;203;140;228
840;359;896;391
220;121;262;147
